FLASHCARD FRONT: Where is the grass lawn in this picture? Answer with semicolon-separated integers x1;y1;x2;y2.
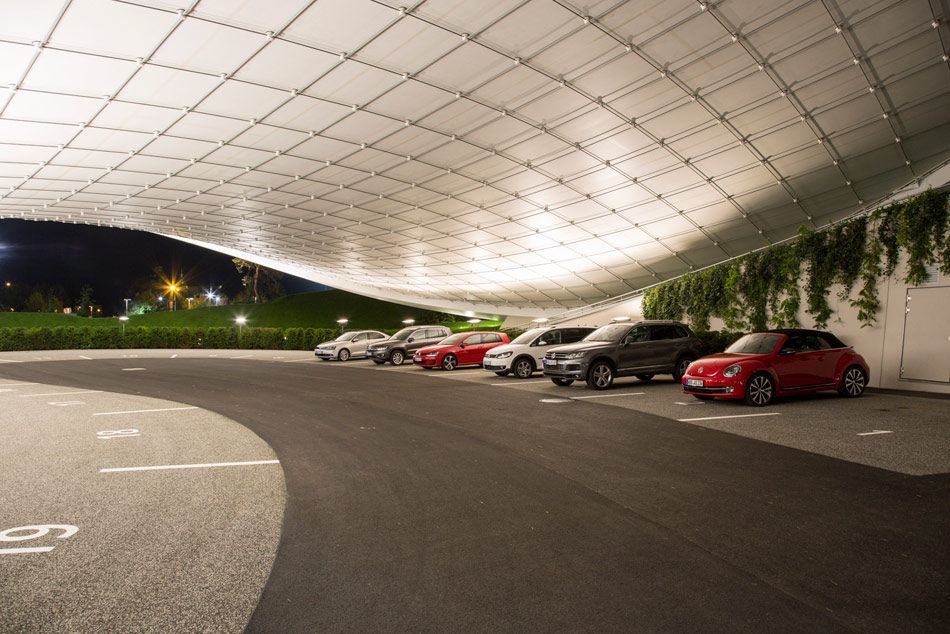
0;289;503;331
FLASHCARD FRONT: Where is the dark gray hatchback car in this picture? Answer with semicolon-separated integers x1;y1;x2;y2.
366;325;453;366
542;320;703;390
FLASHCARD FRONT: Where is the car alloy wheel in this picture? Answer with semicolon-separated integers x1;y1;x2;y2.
514;357;534;379
745;373;774;406
338;348;350;362
673;357;695;382
551;378;574;386
441;354;457;371
839;366;866;397
390;350;405;365
587;362;614;390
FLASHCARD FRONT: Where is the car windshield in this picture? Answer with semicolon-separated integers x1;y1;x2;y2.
583;323;631;342
335;331;358;342
510;328;545;345
439;333;467;345
726;333;782;354
390;327;414;341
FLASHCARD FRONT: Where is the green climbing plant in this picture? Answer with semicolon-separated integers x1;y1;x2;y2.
639;189;949;332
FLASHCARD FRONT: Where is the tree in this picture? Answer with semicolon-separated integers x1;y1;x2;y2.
76;286;94;317
24;285;67;313
232;258;284;303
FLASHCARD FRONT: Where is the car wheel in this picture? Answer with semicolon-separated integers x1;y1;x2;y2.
338;348;350;362
372;359;385;365
672;356;695;382
587;361;614;390
744;372;774;407
635;373;654;381
390;350;405;366
441;354;457;371
494;371;509;377
551;378;574;386
692;394;714;401
513;357;535;379
839;365;867;398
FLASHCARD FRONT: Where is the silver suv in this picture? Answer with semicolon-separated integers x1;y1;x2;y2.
366;325;453;366
542;320;703;390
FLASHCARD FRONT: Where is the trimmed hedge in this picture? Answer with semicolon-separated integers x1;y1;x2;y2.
0;326;342;351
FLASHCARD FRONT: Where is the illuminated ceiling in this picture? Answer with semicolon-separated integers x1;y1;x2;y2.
1;0;948;316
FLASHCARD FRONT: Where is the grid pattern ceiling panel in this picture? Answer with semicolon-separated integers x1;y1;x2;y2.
1;0;948;315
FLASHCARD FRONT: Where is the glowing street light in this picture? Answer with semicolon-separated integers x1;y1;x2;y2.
336;318;348;329
402;319;415;325
167;283;180;311
235;316;247;339
610;316;631;322
119;315;128;336
532;318;549;324
467;318;481;331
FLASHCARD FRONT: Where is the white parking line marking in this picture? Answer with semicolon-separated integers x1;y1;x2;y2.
857;430;894;436
571;392;645;400
0;389;15;393
171;354;178;358
283;358;314;363
675;401;705;405
231;354;253;359
678;412;781;422
0;546;55;554
0;383;36;386
93;406;198;416
491;380;550;386
20;391;103;397
100;459;280;473
49;401;85;407
0;359;24;363
122;368;146;371
78;355;92;360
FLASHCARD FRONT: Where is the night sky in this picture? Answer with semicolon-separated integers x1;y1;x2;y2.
0;219;328;314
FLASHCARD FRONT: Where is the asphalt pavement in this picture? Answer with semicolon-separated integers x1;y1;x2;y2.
0;353;947;633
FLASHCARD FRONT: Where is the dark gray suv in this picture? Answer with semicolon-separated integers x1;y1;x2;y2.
542;320;703;390
366;325;452;366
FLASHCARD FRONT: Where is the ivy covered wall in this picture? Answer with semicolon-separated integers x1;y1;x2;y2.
642;189;950;332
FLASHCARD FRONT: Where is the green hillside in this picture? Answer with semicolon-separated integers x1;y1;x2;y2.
0;290;502;331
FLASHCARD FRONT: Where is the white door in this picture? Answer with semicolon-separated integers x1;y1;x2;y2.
900;286;950;383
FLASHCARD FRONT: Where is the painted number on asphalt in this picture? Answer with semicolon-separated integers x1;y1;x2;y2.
0;525;78;554
97;429;141;440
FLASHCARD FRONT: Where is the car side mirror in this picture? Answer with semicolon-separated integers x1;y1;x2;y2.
407;337;415;343
779;348;796;355
621;336;634;347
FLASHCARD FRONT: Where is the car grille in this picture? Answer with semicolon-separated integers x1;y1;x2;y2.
683;385;734;394
545;352;574;360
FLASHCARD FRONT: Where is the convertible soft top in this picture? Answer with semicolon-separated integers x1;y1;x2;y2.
765;329;848;349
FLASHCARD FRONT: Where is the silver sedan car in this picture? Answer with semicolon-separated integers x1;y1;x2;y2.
314;330;389;361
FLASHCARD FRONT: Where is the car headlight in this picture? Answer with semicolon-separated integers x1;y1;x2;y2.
722;364;742;378
423;351;439;356
563;352;586;360
495;351;513;358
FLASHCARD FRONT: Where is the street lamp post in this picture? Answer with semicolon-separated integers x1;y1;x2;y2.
119;316;128;337
123;298;131;315
467;318;482;331
235;316;246;344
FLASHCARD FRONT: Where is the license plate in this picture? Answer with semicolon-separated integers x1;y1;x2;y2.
686;379;704;387
413;357;422;362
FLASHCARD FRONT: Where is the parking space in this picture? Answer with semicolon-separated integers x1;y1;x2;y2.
0;377;285;634
337;361;950;476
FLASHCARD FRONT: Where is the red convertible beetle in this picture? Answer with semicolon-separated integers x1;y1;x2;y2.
681;329;870;406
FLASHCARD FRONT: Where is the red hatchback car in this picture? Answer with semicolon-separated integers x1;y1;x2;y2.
681;329;870;406
413;331;510;371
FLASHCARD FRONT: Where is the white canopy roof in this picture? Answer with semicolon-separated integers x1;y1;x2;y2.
1;0;948;316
